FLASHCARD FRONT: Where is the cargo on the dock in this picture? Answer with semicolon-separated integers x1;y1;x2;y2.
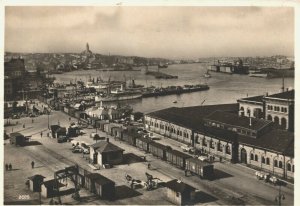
166;149;192;169
185;157;214;179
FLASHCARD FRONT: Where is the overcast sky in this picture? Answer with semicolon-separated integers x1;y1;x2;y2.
5;6;294;59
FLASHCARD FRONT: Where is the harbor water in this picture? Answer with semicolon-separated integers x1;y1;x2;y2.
53;63;294;113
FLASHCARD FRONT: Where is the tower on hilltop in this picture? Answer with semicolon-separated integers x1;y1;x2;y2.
86;43;90;52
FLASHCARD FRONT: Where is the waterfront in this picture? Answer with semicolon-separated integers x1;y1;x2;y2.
53;63;294;113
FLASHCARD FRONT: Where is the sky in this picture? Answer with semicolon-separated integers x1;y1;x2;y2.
5;6;294;59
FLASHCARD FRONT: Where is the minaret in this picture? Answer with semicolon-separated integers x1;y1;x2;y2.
86;43;89;51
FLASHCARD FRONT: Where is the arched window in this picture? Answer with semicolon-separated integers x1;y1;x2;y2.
274;159;278;167
255;154;258;161
250;153;254;160
266;158;270;165
195;135;199;144
177;130;180;135
180;131;182;136
279;161;283;168
203;138;207;146
281;118;287;129
267;115;272;121
274;116;279;125
217;142;222;151
292;165;294;172
287;163;292;171
262;156;265;164
210;140;215;149
226;145;231;154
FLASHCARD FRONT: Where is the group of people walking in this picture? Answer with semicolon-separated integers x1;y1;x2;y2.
5;163;12;171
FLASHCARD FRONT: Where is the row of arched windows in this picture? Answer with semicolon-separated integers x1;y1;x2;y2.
250;153;294;172
267;115;287;128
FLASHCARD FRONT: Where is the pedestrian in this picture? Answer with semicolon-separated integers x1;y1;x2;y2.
5;164;8;171
40;132;43;138
148;163;151;169
23;124;25;128
184;170;187;176
31;161;35;169
32;119;34;123
69;117;71;121
8;163;12;171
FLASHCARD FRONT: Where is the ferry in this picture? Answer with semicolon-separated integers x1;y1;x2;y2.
95;90;142;102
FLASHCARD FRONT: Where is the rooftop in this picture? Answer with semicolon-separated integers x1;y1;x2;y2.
265;89;294;100
238;129;294;156
204;111;272;131
165;179;195;193
238;95;264;104
146;103;238;131
90;141;124;153
149;141;172;150
85;173;115;185
28;174;45;181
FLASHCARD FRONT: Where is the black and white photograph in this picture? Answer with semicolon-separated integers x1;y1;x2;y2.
1;1;298;205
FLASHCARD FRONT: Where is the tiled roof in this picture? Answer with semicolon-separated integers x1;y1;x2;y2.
146;103;238;131
85;173;115;185
238;129;294;156
265;90;294;100
238;95;264;103
165;179;195;193
204;111;272;131
90;141;124;153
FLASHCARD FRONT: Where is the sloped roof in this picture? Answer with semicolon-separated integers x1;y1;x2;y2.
85;173;115;185
146;103;238;131
28;174;45;181
238;129;294;156
90;141;124;153
238;95;264;104
10;132;24;138
204;111;272;131
165;179;195;193
265;89;294;100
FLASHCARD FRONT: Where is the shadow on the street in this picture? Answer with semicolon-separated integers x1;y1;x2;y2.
120;153;147;165
212;169;233;180
115;185;142;200
192;191;218;204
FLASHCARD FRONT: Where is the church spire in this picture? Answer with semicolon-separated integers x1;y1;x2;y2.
86;42;89;51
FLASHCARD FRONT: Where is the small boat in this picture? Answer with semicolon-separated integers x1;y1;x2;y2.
173;101;177;103
204;70;211;78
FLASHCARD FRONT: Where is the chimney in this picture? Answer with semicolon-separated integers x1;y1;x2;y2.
106;138;109;143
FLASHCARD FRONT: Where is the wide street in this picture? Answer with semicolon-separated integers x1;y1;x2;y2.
4;104;294;205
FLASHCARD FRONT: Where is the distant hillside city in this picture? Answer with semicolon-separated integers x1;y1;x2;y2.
4;43;294;74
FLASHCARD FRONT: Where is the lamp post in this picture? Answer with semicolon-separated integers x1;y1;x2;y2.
275;185;285;206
